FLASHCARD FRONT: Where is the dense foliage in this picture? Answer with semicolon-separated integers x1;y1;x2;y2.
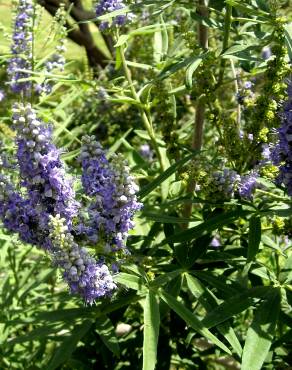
0;0;292;369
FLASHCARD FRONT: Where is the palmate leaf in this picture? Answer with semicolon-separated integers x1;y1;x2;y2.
192;271;242;297
143;290;160;370
150;269;183;288
159;290;231;355
201;286;273;329
185;274;242;357
241;288;281;370
158;53;207;81
4;292;140;325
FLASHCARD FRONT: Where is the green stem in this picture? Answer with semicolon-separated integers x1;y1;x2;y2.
256;189;290;202
230;59;241;127
119;45;165;171
217;4;232;87
182;0;208;223
30;1;36;104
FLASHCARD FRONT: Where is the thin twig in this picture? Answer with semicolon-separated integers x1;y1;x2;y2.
118;44;165;171
182;0;208;223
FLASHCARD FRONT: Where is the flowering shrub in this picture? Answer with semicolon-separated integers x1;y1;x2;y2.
0;0;292;369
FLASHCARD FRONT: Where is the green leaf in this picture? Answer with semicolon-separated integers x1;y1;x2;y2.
46;320;92;370
143;291;160;370
138;152;198;199
225;0;270;17
97;6;130;21
7;325;64;345
185;56;204;88
108;96;143;107
115;34;130;47
185;273;204;299
279;253;292;284
192;271;242;297
158;53;206;81
241;289;281;370
201;286;272;329
141;212;200;224
108;128;132;157
175;234;212;268
160;209;249;245
96;316;120;356
247;216;261;261
159;290;231;355
284;23;292;61
115;272;147;293
151;269;183;288
154;27;163;63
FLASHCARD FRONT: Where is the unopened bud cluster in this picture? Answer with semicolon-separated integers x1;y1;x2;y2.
49;215;116;303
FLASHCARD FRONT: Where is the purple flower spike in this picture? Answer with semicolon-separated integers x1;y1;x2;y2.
239;172;258;200
79;136;142;252
8;0;33;94
271;81;292;195
12;103;79;230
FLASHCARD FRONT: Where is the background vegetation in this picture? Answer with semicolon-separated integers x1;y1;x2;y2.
0;0;292;369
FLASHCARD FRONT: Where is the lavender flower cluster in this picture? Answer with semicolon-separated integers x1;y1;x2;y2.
211;169;241;200
7;0;33;94
0;104;141;303
200;167;259;202
78;136;142;252
271;81;292;195
95;0;131;30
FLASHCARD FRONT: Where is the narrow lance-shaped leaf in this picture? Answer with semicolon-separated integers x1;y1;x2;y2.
96;316;120;356
185;274;242;357
201;286;272;329
247;215;261;261
138;152;198;199
185;56;204;88
159;290;231;355
143;290;160;370
160;209;250;246
115;272;147;293
47;320;92;370
241;288;281;370
279;253;292;284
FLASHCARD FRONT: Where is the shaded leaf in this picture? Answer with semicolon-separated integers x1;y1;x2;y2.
46;320;92;370
241;289;281;370
96;316;120;356
247;215;261;261
159;290;231;355
143;291;160;370
201;286;272;329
